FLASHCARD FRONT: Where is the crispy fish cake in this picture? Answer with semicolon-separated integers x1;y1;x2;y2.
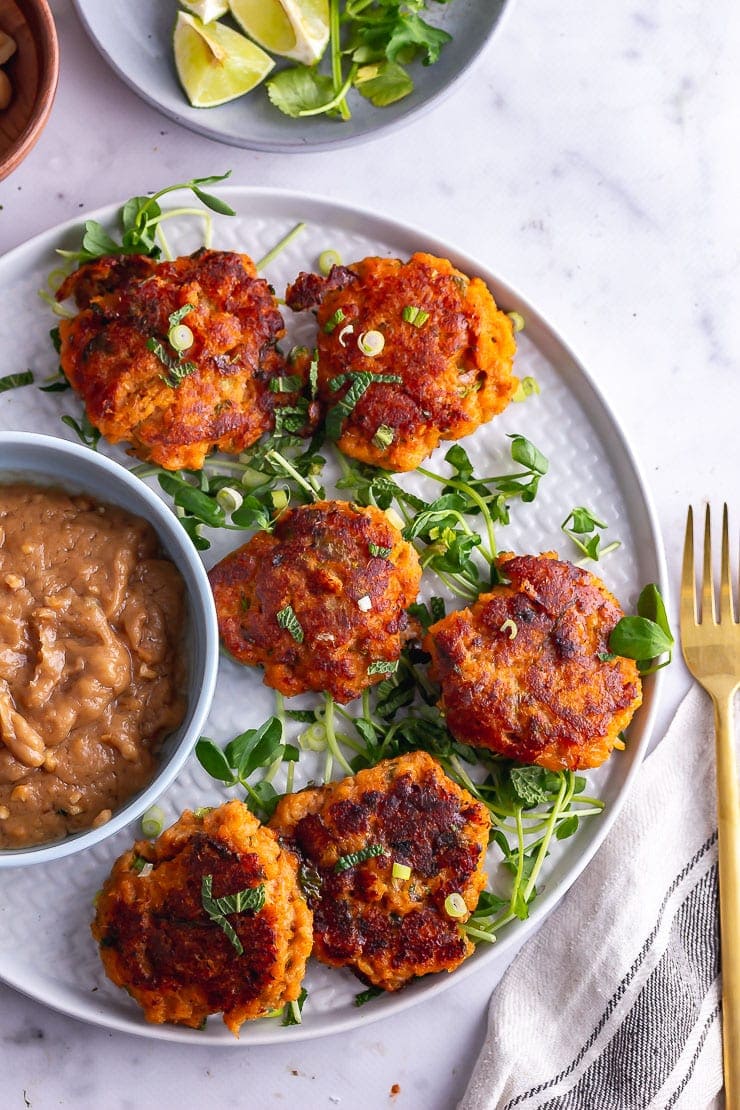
424;553;643;771
208;500;422;704
91;801;312;1035
57;250;297;471
285;253;518;472
270;751;491;992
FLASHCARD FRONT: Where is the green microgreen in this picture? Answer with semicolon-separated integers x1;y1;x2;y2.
609;583;673;673
56;173;234;265
561;506;621;562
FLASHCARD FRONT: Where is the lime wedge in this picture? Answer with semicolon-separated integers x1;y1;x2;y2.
173;12;274;108
180;0;229;22
229;0;329;65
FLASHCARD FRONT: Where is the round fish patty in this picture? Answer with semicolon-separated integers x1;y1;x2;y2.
270;751;491;992
91;801;313;1035
208;500;422;704
285;253;518;472
56;250;303;471
424;553;643;771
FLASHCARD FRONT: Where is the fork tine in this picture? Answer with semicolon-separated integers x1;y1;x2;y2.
702;505;716;624
720;503;737;624
681;505;697;627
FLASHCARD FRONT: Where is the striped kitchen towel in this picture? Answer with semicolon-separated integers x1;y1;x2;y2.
461;686;725;1110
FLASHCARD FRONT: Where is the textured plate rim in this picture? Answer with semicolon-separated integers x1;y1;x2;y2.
0;185;667;1042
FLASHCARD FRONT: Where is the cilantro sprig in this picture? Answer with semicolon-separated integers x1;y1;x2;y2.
266;0;455;120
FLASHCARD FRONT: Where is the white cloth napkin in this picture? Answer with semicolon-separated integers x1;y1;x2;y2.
461;686;725;1110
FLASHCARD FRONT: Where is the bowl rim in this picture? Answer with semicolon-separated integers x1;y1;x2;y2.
0;431;220;866
0;0;60;181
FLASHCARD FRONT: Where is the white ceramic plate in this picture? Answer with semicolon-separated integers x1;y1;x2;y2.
72;0;509;152
0;187;666;1043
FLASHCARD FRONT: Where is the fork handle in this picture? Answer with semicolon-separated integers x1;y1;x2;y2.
714;688;740;1109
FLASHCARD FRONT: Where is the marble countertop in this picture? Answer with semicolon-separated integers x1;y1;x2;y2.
0;0;737;1106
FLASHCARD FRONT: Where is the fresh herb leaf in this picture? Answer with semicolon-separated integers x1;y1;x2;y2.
354;985;384;1007
267;66;336;118
277;604;305;643
367;660;398;675
0;370;33;393
512;376;540;402
325;371;402;440
355;60;414;107
58;174;234;264
196;737;237;784
608;615;673;665
201;874;265;955
61;412;100;449
369;542;392;558
334;843;387;873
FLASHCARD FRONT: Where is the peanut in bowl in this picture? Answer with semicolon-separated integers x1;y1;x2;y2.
0;431;219;867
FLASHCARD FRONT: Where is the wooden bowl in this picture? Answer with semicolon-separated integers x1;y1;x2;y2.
0;0;58;180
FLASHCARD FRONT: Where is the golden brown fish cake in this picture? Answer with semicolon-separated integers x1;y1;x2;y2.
424;553;643;771
285;253;518;472
270;751;491;992
91;801;313;1035
208;500;422;704
57;249;300;471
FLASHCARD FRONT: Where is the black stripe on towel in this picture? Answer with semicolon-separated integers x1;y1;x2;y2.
539;864;719;1110
504;831;718;1110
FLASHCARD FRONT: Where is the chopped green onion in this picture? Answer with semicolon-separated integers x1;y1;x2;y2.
318;249;342;275
512;375;540;402
371;424;394;450
131;855;152;875
216;486;243;514
392;861;411;880
444;892;467;919
324;308;345;334
508;311;525;332
500;619;518;640
168;323;193;352
193;807;212;820
402;305;429;328
271;489;289;511
141;805;165;839
368;542;392;558
357;330;385;357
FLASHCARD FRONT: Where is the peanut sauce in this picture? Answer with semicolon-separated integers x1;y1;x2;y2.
0;484;187;848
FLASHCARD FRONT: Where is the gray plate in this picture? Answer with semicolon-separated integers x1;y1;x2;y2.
72;0;509;152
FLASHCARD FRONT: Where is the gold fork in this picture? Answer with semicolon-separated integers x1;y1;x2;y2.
681;504;740;1106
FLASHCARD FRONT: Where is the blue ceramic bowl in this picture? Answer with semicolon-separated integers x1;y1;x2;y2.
0;432;219;867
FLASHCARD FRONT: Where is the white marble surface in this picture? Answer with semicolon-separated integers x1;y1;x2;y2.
0;0;738;1106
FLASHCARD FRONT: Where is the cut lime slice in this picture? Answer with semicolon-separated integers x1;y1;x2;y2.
179;0;229;22
229;0;329;66
173;12;274;108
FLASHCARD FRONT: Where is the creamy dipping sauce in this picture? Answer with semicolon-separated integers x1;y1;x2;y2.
0;484;187;849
